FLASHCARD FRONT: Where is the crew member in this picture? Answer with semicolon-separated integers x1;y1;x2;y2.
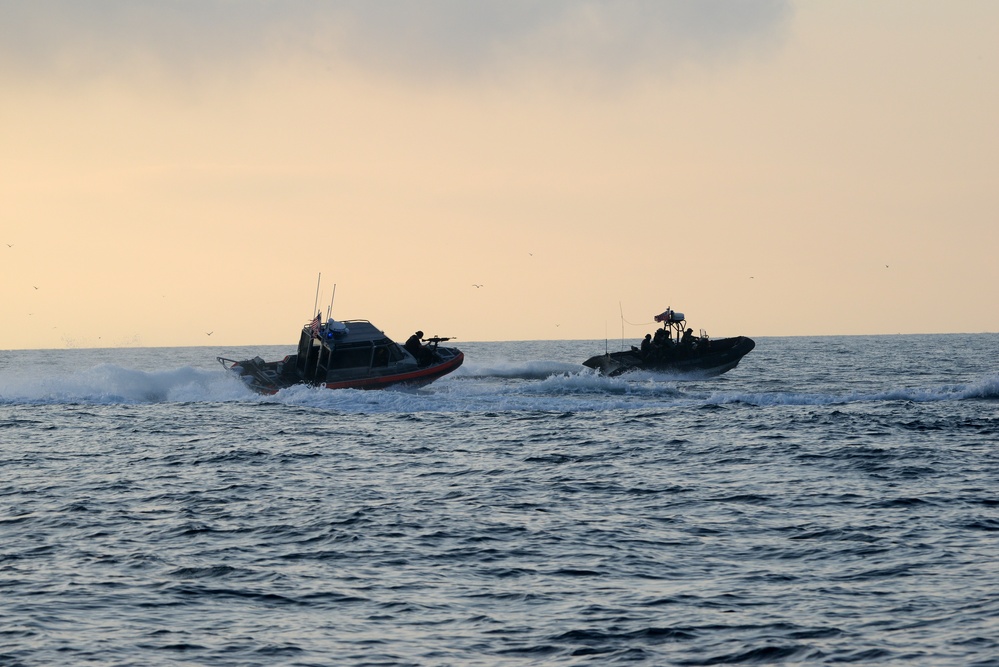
405;331;430;365
681;328;694;348
640;334;653;359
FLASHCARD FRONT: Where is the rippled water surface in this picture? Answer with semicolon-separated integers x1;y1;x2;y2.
2;335;999;665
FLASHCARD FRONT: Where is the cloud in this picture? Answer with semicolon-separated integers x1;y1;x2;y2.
326;0;794;82
0;0;791;85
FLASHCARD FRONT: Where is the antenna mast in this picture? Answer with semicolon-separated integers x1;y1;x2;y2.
312;273;322;318
620;302;625;351
326;284;337;321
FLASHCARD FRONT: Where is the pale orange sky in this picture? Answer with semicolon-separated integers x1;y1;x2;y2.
2;1;997;350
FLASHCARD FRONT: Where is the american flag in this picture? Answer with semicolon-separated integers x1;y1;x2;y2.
309;314;321;338
654;309;672;323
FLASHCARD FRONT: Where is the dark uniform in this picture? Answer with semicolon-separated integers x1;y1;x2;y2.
405;331;429;365
640;334;653;359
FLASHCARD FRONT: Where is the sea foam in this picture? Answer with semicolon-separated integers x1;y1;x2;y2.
0;364;253;405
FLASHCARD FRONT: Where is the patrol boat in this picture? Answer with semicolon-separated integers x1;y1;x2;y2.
582;308;754;378
218;316;463;394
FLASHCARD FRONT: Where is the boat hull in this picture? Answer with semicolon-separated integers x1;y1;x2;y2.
220;349;464;395
318;351;464;390
583;336;754;378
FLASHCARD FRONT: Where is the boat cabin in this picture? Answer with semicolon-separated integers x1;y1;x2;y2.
296;319;410;384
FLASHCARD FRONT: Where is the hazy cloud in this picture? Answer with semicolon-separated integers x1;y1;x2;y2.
0;0;792;84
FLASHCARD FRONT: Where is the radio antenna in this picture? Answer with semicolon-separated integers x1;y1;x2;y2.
312;273;322;318
620;302;625;351
326;284;337;321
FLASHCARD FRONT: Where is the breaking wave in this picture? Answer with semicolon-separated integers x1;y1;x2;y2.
2;357;996;413
456;359;581;380
0;363;252;405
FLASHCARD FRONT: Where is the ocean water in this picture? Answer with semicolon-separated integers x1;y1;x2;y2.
2;334;998;666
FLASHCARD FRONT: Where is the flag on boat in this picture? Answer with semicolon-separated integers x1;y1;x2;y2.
654;309;672;323
309;314;322;338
